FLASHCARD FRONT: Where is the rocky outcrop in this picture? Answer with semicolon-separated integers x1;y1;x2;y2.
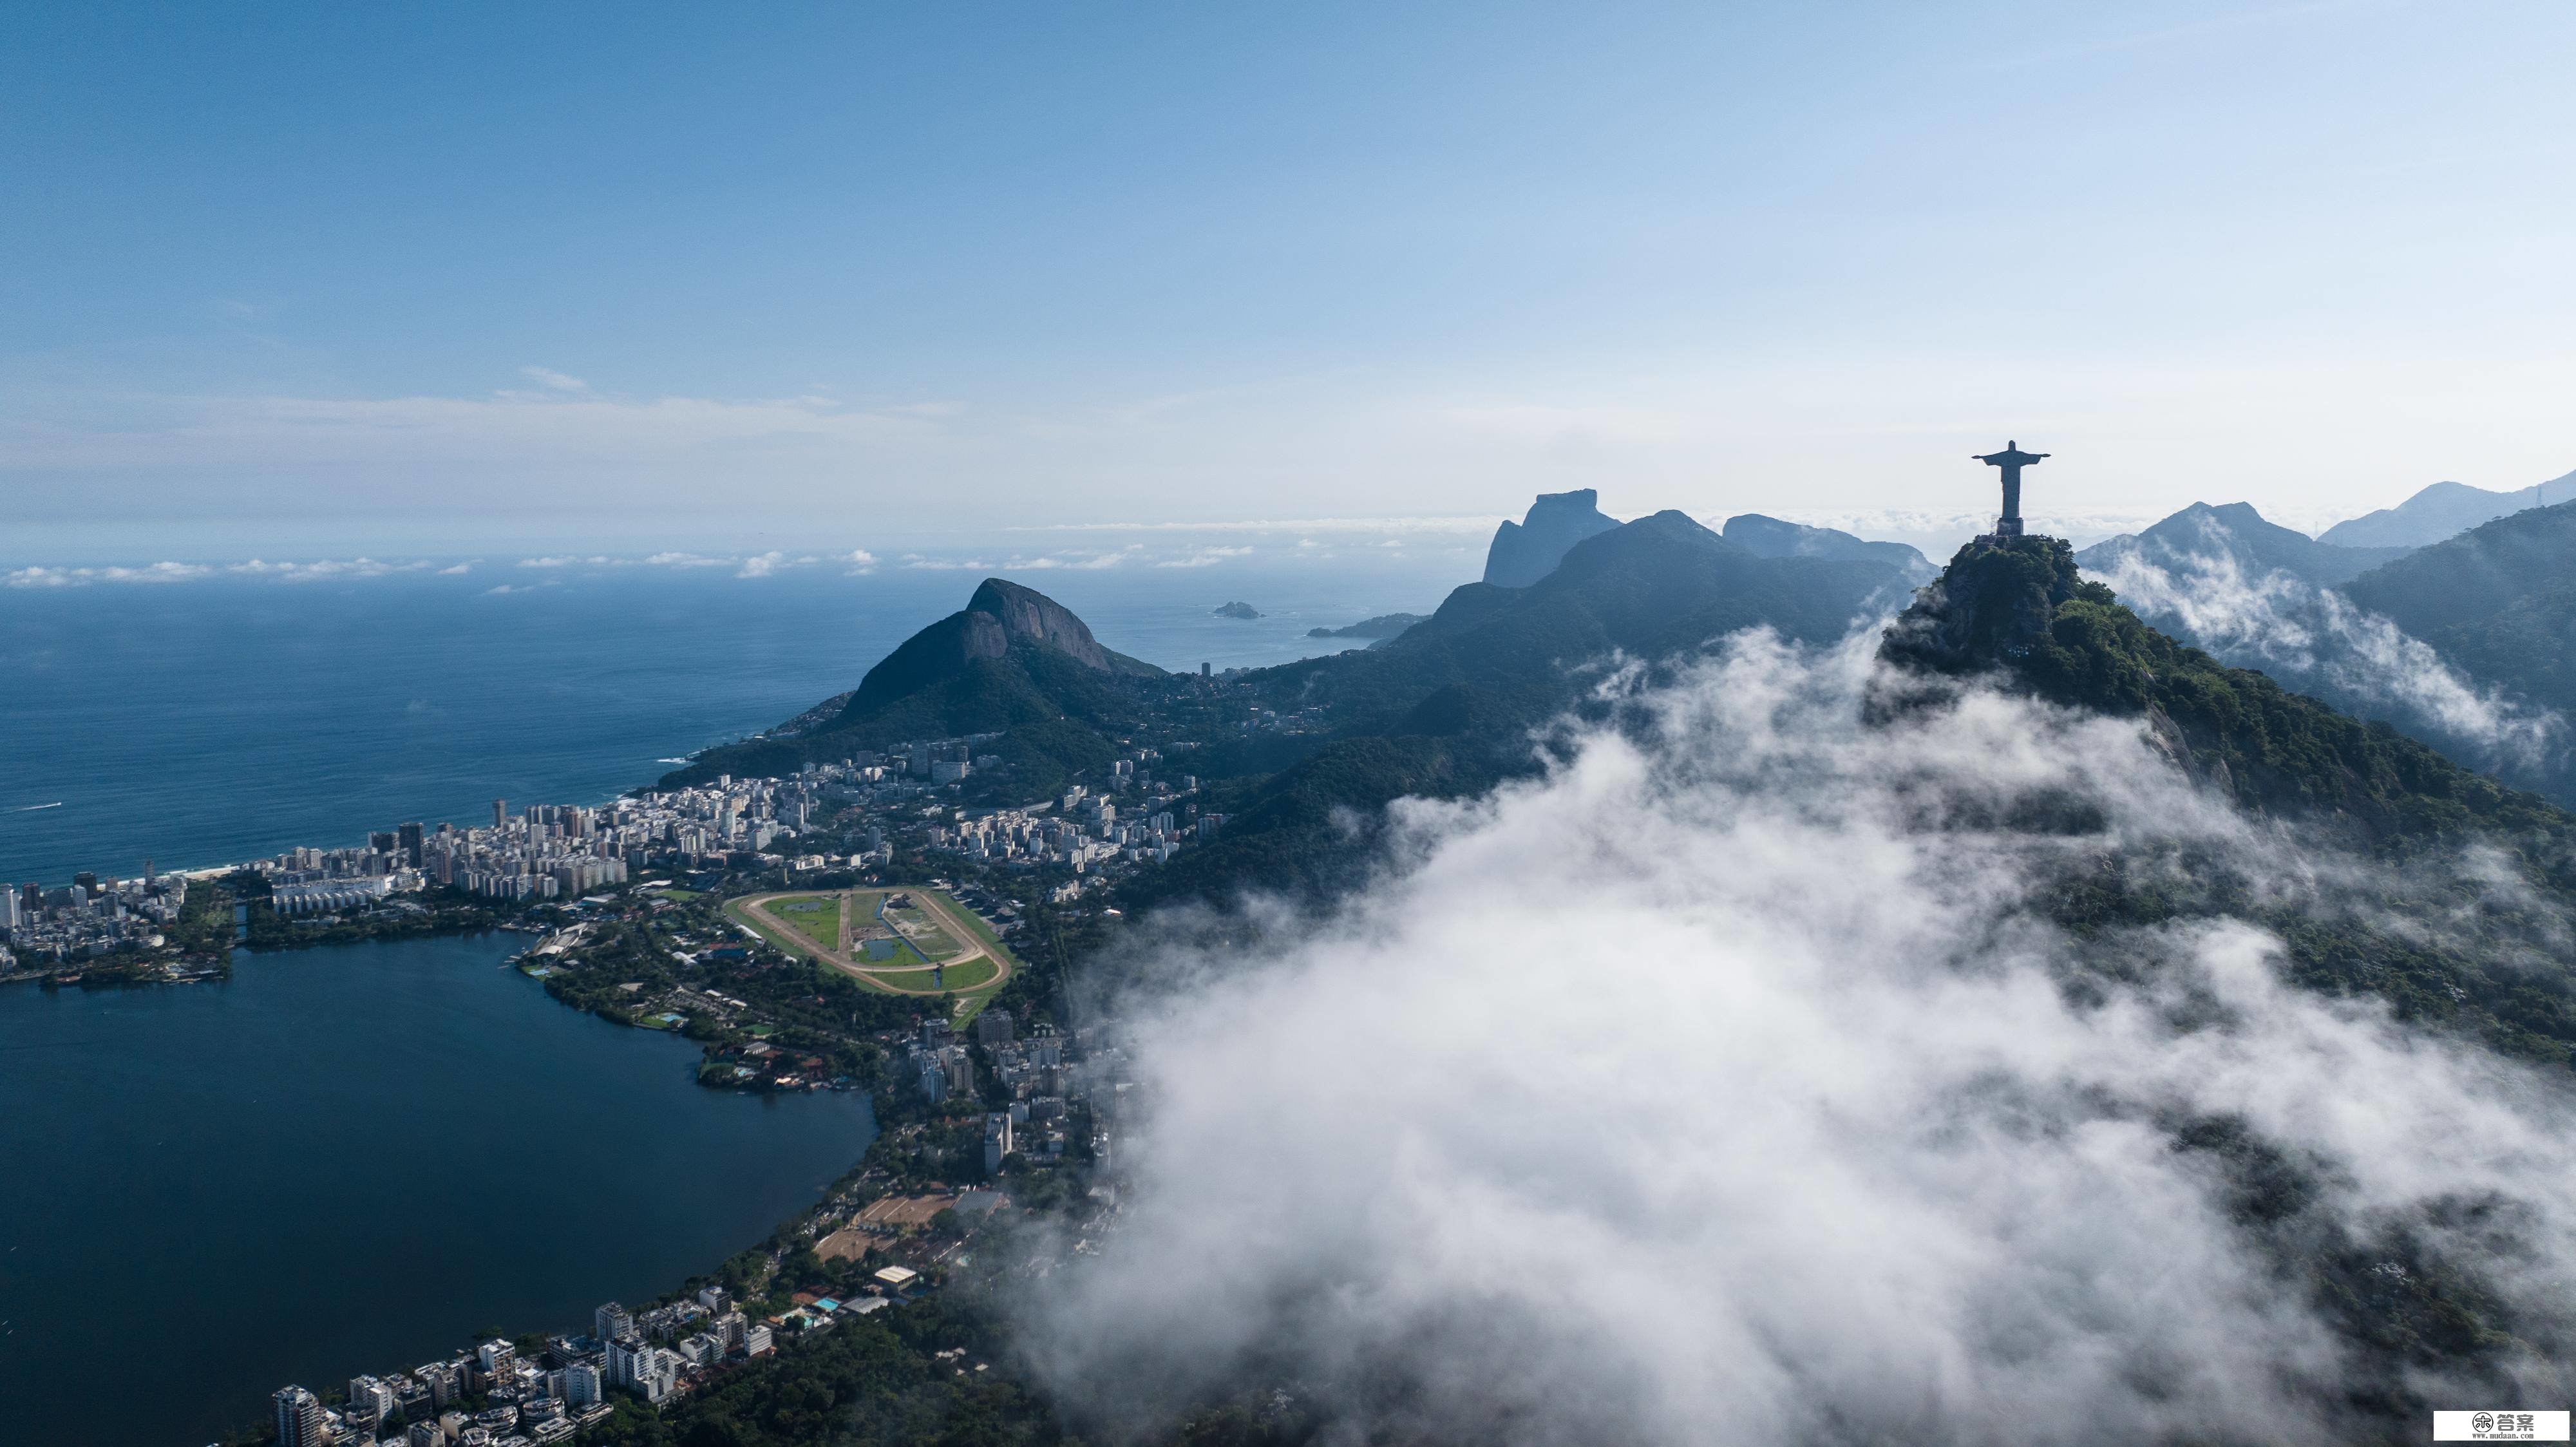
1878;534;2085;676
961;578;1118;670
1483;489;1621;588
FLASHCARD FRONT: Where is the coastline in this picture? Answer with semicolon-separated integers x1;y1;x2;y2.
5;832;1094;1444
0;929;887;1447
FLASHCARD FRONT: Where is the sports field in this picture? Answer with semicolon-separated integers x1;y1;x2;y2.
727;885;1020;1016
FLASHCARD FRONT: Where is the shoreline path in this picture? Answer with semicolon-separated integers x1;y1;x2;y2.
733;887;1013;998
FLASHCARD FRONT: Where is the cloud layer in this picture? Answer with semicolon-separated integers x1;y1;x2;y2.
2088;545;2568;776
1022;632;2576;1446
3;556;435;587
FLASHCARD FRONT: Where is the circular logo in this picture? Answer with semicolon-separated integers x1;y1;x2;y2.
2473;1413;2496;1433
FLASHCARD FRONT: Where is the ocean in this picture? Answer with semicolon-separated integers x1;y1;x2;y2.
0;553;1456;887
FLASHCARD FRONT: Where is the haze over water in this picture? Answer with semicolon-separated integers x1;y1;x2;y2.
0;555;1450;885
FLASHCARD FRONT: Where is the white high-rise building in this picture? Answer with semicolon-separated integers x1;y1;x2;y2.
561;1361;602;1408
985;1111;1015;1174
634;1347;679;1403
594;1301;633;1341
349;1374;397;1420
605;1335;645;1390
272;1386;325;1447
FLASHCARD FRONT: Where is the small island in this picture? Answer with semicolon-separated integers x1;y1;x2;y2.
1306;612;1425;640
1212;601;1260;619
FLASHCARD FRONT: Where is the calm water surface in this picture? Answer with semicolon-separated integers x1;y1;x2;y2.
0;560;1450;884
0;932;876;1446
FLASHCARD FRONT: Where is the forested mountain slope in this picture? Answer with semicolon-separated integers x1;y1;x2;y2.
2340;499;2576;727
1142;510;1913;903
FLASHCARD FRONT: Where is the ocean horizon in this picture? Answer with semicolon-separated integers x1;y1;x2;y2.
0;549;1460;887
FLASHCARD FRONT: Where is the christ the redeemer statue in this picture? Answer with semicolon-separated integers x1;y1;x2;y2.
1973;440;2048;538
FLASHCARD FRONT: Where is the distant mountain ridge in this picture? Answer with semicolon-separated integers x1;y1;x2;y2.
1483;489;1621;587
2078;500;2413;590
1721;513;1934;581
2341;500;2576;751
1307;613;1426;641
2320;472;2576;549
1146;507;1915;903
2065;498;2573;806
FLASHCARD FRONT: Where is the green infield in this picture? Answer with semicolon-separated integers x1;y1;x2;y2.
923;956;999;990
721;898;806;957
860;955;998;993
853;933;928;968
769;893;842;950
882;905;963;960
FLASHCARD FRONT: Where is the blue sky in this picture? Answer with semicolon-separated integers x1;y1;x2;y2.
6;1;2573;560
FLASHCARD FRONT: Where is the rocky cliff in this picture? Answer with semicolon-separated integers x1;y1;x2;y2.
1483;489;1621;588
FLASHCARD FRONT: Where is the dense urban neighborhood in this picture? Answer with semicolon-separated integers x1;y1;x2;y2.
5;712;1193;1444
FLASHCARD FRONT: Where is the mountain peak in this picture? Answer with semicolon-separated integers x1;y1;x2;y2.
2319;476;2570;549
2079;500;2411;591
1879;534;2091;676
831;576;1161;732
963;576;1115;670
1484;489;1622;588
1880;532;2570;849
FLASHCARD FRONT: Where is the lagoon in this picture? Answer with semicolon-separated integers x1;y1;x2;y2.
0;932;875;1446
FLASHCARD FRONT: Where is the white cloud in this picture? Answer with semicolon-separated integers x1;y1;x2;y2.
2088;539;2568;774
1155;545;1254;569
1025;632;2576;1444
1027;515;1502;536
6;556;448;586
1009;546;1142;571
519;366;589;392
437;562;473;575
229;556;425;582
5;560;211;587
